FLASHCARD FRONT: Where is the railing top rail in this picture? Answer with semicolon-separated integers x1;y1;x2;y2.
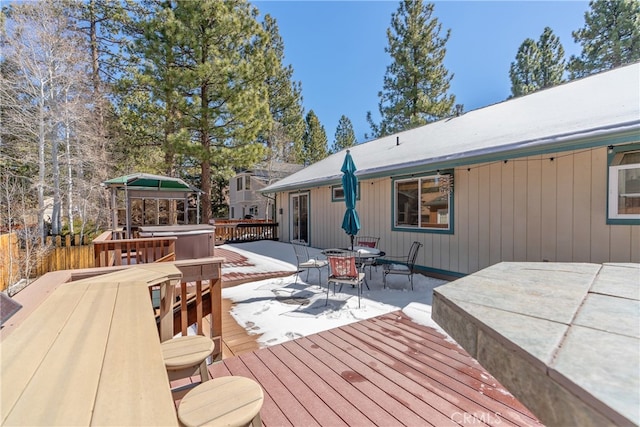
233;222;278;228
93;236;178;244
93;231;114;243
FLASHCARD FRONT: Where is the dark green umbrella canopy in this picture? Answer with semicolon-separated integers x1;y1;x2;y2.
341;150;361;249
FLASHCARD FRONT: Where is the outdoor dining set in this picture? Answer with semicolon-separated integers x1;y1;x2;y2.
292;237;423;308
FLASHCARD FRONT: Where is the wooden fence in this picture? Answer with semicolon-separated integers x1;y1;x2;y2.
0;233;95;291
36;235;95;277
1;221;278;290
0;233;20;292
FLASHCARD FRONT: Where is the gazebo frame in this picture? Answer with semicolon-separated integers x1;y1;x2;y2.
102;173;202;238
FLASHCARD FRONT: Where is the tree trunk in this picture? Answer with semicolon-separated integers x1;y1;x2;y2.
199;41;211;223
38;85;46;244
49;68;61;236
65;110;74;235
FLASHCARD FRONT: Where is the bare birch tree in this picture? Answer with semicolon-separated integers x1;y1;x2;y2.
2;0;108;240
0;170;51;294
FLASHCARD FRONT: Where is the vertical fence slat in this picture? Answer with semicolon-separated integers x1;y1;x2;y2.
0;233;20;291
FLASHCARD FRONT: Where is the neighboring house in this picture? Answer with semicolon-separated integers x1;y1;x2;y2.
229;162;304;220
262;63;640;278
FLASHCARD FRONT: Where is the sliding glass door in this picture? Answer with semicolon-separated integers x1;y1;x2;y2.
290;192;309;243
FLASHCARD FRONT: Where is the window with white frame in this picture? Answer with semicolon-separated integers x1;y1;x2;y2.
236;177;243;191
332;183;360;201
609;149;640;220
394;174;452;230
245;175;251;191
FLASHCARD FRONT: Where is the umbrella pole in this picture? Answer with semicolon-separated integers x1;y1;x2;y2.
350;234;354;251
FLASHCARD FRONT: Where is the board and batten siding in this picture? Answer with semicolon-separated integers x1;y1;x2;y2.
274;146;639;276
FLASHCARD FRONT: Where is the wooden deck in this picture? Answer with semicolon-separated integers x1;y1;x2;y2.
215;247;283;358
2;245;543;425
208;247;542;425
177;311;542;427
220;298;261;358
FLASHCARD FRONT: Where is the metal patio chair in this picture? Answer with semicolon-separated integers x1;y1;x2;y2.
382;241;423;290
355;236;380;248
292;240;328;286
355;236;381;278
326;250;366;308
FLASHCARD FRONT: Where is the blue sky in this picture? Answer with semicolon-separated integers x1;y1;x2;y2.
254;0;591;144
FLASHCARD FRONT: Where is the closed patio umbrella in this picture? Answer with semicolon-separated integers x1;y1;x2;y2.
341;150;361;249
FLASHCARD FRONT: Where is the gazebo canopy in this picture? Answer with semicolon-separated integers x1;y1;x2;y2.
103;173;199;192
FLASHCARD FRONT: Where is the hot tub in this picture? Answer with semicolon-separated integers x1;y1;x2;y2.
138;225;215;260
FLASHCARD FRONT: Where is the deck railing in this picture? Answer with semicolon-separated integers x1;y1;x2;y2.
214;221;278;244
92;231;176;267
158;258;223;361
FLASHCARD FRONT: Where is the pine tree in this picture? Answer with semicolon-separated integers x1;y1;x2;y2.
535;27;565;88
509;27;565;97
333;115;357;153
75;0;147;181
509;39;539;97
367;0;455;138
125;0;272;221
568;0;640;79
261;14;305;164
302;110;328;165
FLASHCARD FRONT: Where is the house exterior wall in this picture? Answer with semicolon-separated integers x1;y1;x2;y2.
274;145;639;277
229;174;272;219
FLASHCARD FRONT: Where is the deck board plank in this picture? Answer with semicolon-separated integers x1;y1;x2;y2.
207;309;542;427
300;332;445;426
342;319;537;426
281;337;400;426
309;330;455;426
266;343;354;427
253;347;342;426
370;314;540;422
239;350;321;427
222;353;293;427
380;315;540;420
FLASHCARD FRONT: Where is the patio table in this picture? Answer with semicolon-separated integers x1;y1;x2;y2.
322;246;386;259
0;264;182;426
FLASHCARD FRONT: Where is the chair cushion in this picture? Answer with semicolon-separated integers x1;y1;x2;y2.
386;263;410;273
300;259;328;268
328;255;358;278
330;272;365;284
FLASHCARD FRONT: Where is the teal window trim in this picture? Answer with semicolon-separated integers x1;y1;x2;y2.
391;171;454;235
331;182;361;202
607;142;640;225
